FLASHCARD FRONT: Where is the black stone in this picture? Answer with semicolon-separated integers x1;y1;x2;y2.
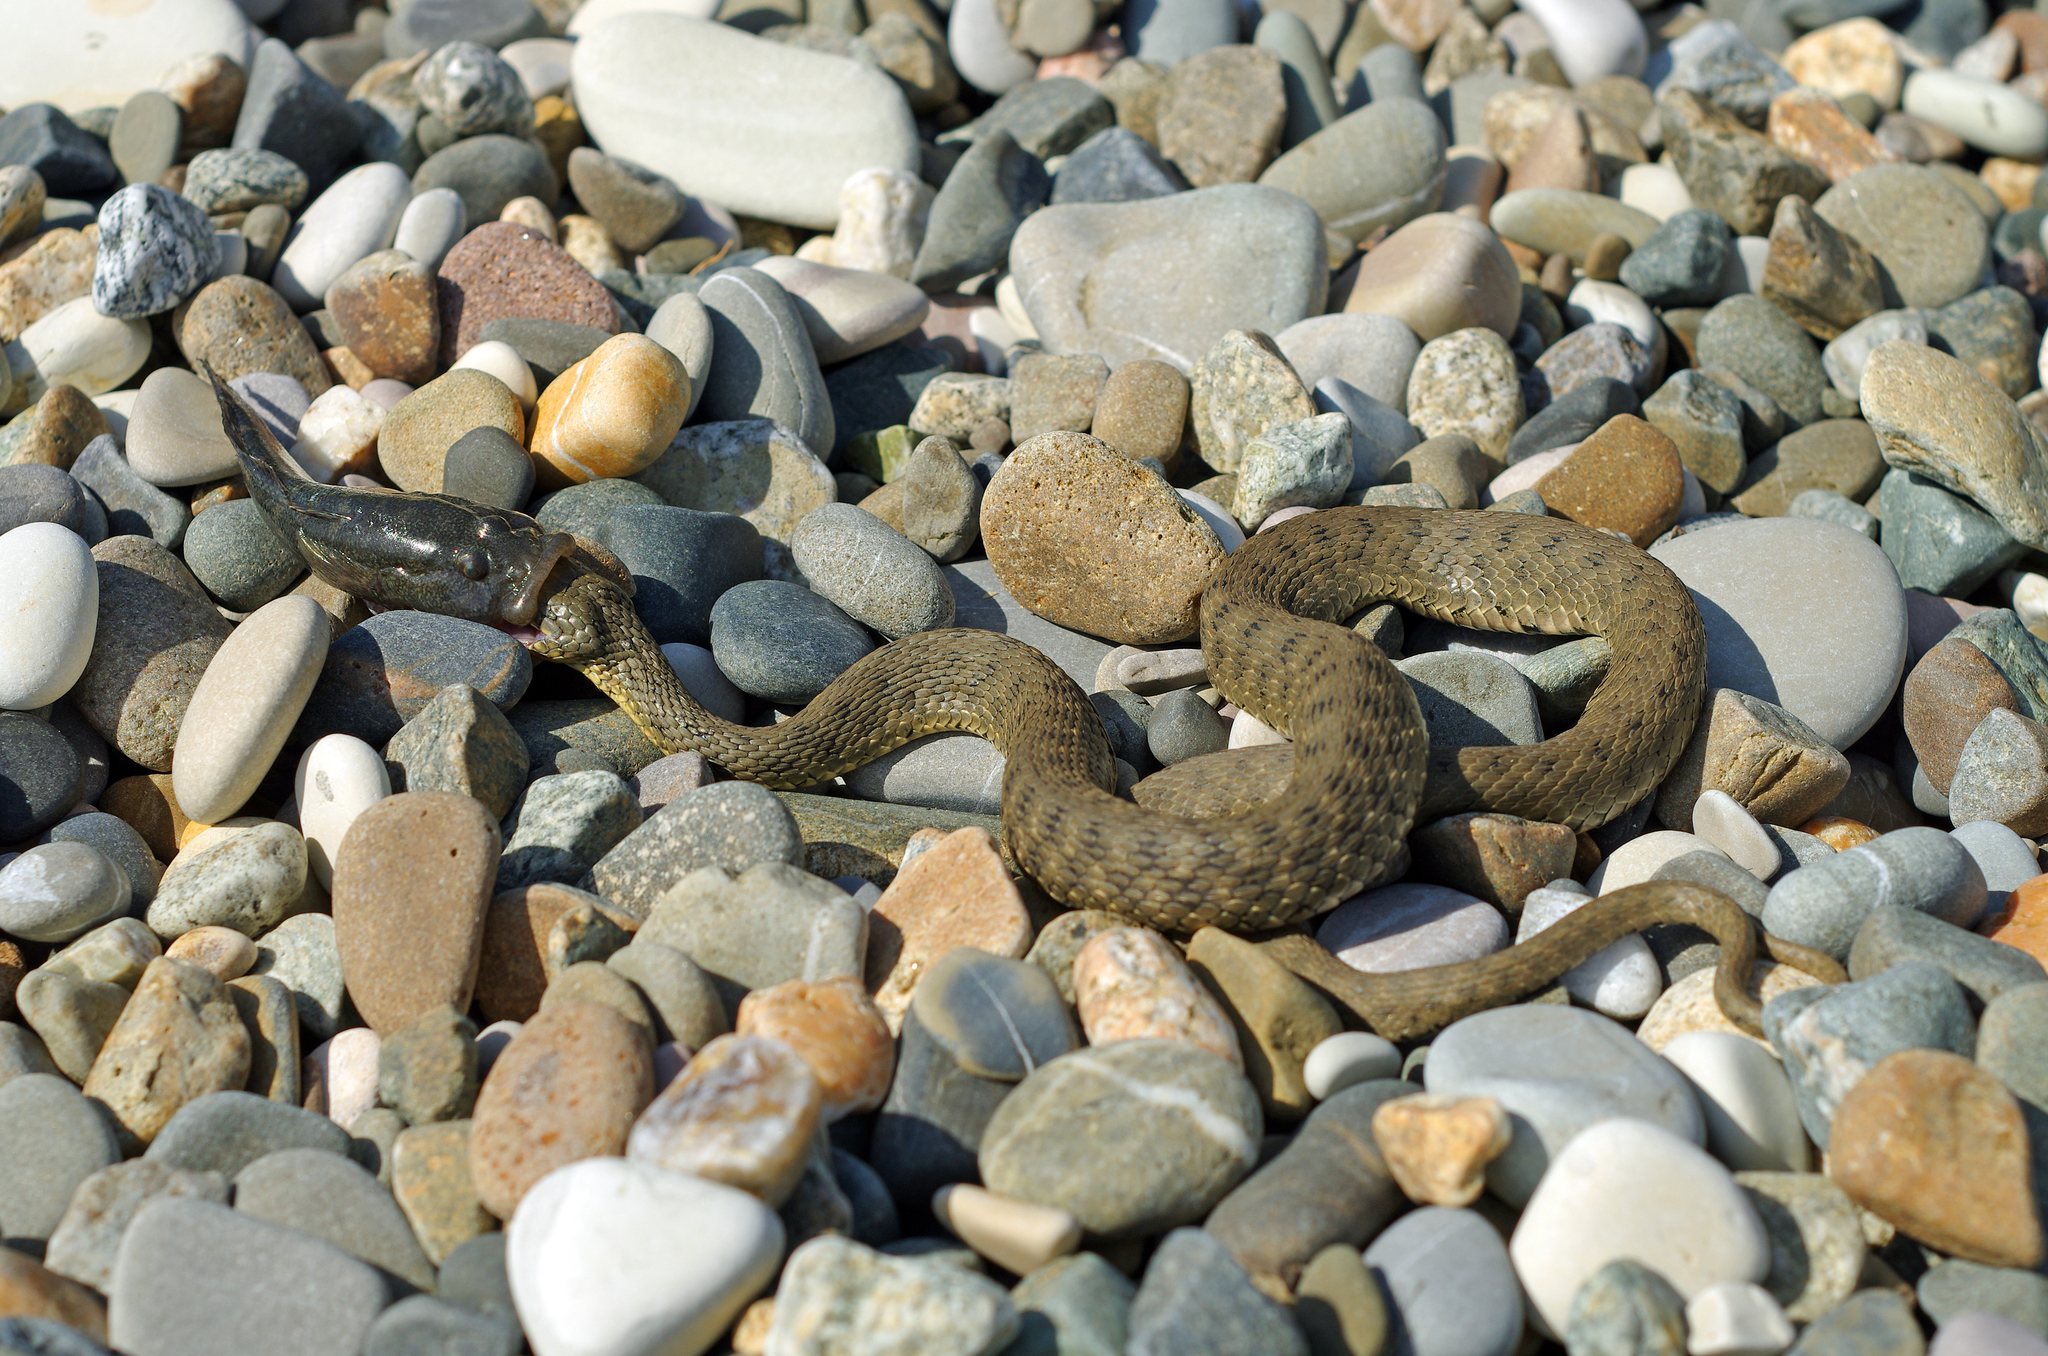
824;345;954;458
595;504;761;648
0;710;83;842
708;580;875;704
230;39;366;192
0;105;116;196
1503;377;1642;465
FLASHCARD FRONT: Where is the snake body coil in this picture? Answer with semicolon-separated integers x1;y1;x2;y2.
538;506;1710;933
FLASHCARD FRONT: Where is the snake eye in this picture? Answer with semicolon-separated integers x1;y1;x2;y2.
457;551;489;582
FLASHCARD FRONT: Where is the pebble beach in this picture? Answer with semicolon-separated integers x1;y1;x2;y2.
4;0;2048;1353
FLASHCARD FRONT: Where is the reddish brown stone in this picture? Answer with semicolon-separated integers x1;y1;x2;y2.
477;883;607;1023
331;792;500;1035
864;826;1033;1031
435;221;620;369
0;938;21;1021
1534;414;1684;546
1830;1048;2044;1269
1408;812;1577;911
468;1000;652;1218
1903;637;2021;795
1996;10;2048;72
328;250;441;386
0;1248;106;1340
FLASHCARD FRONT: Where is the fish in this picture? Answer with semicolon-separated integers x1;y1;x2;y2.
204;362;628;627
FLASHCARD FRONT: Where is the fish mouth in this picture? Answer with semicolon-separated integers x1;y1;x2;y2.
497;621;545;646
502;536;578;627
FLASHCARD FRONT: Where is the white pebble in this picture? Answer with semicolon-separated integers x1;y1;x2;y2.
1587;830;1728;893
507;1157;784;1356
1618;163;1695;222
291;385;386;483
1302;1031;1402;1099
1516;884;1663;1019
306;1027;382;1129
1691;790;1780;881
452;340;538;415
1229;709;1289;749
294;735;392;891
1685;1281;1795;1356
0;522;97;709
1659;1031;1812;1173
1509;1118;1770;1338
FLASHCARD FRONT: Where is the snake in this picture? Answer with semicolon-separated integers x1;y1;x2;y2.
207;367;1846;1037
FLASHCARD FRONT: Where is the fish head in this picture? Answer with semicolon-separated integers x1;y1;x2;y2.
305;494;581;626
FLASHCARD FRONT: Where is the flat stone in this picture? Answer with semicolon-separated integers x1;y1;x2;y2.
147;821;305;941
632;417;836;546
1814;164;1991;310
234;1147;434;1291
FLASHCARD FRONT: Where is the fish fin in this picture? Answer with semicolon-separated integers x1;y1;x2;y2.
290;506;351;523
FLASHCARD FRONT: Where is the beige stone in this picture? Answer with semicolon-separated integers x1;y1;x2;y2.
863;827;1032;1032
1073;926;1242;1065
1371;1093;1513;1206
529;334;691;488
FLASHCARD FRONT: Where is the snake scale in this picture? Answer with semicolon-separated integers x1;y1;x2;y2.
209;367;1846;1038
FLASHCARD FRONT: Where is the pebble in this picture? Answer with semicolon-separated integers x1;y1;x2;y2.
1127;1228;1306;1356
770;1235;1018;1353
0;522;95;709
106;1198;388;1356
434;221;619;370
791;503;953;639
174;275;329;398
1366;1206;1523;1356
91;184;217;320
269;162;413;315
1009;184;1325;370
1317;882;1511;974
1649;518;1906;750
1661;1030;1812;1173
505;1157;782;1356
247;913;348;1044
627;1032;820;1204
0;1072;120;1247
1814;165;1990;310
1073;925;1241;1064
1762;826;1987;959
633;417;836;546
1516;884;1662;1018
1405;327;1525;463
1832;1048;2041;1268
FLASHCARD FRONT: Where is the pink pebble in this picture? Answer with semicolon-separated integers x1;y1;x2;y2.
1258;505;1319;533
1482;445;1574;505
359;379;414;411
304;1027;382;1128
1904;588;1989;669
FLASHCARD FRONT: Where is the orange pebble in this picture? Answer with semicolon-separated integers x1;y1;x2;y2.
1800;816;1880;851
1981;874;2048;969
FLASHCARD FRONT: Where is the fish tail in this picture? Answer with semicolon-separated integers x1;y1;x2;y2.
201;361;303;503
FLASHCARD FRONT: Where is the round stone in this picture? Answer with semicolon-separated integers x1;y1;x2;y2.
790;503;954;640
1340;212;1520;342
528;333;690;488
0;842;128;945
1649;517;1907;750
707;580;875;705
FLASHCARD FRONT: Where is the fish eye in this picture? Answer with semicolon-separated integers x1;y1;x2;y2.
457;551;489;582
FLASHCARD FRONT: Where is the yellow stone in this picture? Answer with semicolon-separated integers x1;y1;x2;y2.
528;333;690;488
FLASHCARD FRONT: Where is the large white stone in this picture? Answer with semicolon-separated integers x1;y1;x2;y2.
1903;69;2048;160
0;0;254;114
271;163;414;313
1659;1030;1812;1173
508;1157;783;1356
565;0;719;33
1510;1117;1770;1337
572;14;920;232
1649;518;1908;750
0;522;96;709
3;298;151;411
293;735;391;891
1587;830;1726;893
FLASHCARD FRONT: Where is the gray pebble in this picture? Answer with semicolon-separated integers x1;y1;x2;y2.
1398;649;1543;747
1127;1228;1308;1356
0;1073;120;1249
0;1317;114;1355
0;840;129;944
1762;960;1975;1149
42;812;158;908
496;769;642;891
181;148;309;215
708;579;875;704
1695;294;1827;429
913;130;1049;293
144;1090;353;1177
1051;125;1189;205
1761;826;1988;959
411;41;533;139
1147;687;1229;766
235;1147;436;1291
1847;904;2046;1007
1365;1206;1523;1356
1520;635;1611;728
11;970;126;1083
1980;984;2048;1113
68;436;189;549
182;497;305;611
228;373;310;448
0;463;91;538
633;860;862;1011
1618;209;1734;309
1564;1258;1687;1356
584;780;805;919
440;426;534;512
792;502;955;639
362;1295;521;1356
1918;1259;2048;1335
1950;708;2048;836
696;266;834;459
247;913;349;1043
106;1197;392;1356
44;1159;231;1293
1787;487;1878;540
409;134;553;232
843;732;1006;815
1878;467;2025;596
1951;819;2040;915
605;941;728;1050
